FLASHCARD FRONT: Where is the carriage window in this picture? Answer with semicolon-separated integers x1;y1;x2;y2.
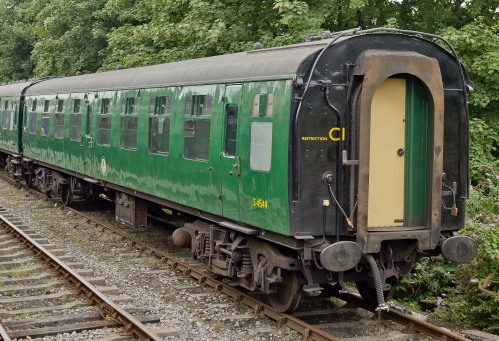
97;116;112;146
2;100;9;130
70;98;82;141
120;97;138;150
148;96;171;155
54;100;64;139
121;97;139;114
73;99;81;113
54;113;64;139
70;113;81;141
149;117;170;154
224;105;238;157
98;98;112;115
250;122;272;172
41;100;50;136
185;95;212;116
28;112;37;135
184;120;210;160
252;93;274;117
97;98;112;147
149;96;171;115
184;94;211;161
56;99;64;113
31;99;37;112
8;102;15;130
120;115;138;150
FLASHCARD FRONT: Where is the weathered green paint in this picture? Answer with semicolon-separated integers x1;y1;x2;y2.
405;77;430;226
22;79;293;235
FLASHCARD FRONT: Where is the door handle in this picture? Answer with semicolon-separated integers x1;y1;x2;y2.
342;150;359;166
232;156;241;176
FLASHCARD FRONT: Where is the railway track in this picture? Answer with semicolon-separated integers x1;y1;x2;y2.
0;172;474;341
0;203;167;340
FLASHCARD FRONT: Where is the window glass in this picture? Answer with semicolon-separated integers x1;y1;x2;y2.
224;105;238;157
97;98;112;146
250;122;272;172
70;113;81;141
41;113;49;136
29;112;37;134
2;112;9;130
252;93;274;117
43;100;50;113
97;115;111;146
149;117;170;154
55;113;64;139
31;99;37;112
2;100;9;129
6;109;17;130
98;98;112;114
120;115;138;150
56;99;64;113
120;96;138;150
149;96;171;115
121;97;138;114
148;96;172;155
73;99;81;113
184;120;210;160
184;95;212;116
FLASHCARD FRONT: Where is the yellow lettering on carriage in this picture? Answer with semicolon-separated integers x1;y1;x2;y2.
329;127;346;141
253;198;269;209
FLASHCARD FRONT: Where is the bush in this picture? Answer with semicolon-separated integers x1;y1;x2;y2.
395;168;499;333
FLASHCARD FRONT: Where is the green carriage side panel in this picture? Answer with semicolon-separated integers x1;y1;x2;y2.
89;90;118;182
237;80;292;235
22;96;43;160
170;84;223;215
92;85;224;217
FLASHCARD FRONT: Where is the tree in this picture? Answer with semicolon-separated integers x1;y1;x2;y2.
20;0;110;77
0;0;34;82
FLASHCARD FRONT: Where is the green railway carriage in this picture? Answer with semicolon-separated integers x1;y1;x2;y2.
0;82;31;155
0;28;477;313
0;81;33;178
20;48;310;233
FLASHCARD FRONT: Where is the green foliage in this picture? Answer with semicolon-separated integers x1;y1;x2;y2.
20;0;110;77
469;118;499;186
396;168;499;333
0;0;35;82
441;20;499;118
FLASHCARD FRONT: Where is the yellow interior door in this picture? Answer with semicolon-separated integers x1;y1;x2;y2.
368;78;406;227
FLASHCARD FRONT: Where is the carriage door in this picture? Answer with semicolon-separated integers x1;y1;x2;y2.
83;103;95;175
367;77;430;228
221;84;242;220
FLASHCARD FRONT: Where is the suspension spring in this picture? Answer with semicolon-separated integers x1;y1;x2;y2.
241;253;252;274
204;237;211;255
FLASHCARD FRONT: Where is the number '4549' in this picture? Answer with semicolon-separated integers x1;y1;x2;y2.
253;198;269;209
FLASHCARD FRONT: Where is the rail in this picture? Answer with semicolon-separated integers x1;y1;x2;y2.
0;209;162;341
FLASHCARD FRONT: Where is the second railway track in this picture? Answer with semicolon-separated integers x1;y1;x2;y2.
0;172;475;341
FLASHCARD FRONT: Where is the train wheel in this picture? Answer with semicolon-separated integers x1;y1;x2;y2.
62;186;73;206
355;281;395;307
268;270;304;313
